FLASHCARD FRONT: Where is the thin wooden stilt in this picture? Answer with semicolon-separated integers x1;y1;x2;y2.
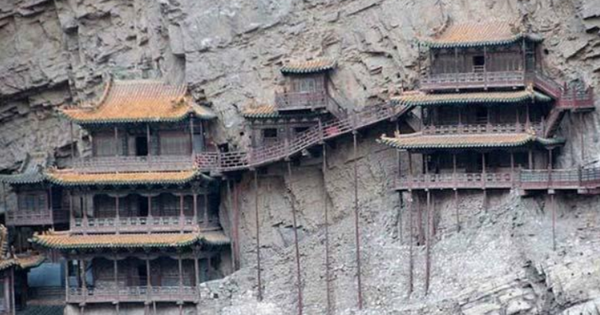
425;190;431;294
322;144;332;314
551;192;556;251
408;192;414;295
286;162;303;315
254;171;262;301
352;131;363;309
455;189;460;232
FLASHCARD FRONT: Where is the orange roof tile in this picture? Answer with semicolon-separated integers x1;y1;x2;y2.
392;90;551;106
15;253;45;269
61;80;216;124
281;59;336;74
378;132;541;150
45;169;198;186
32;230;230;250
420;21;542;48
242;104;277;118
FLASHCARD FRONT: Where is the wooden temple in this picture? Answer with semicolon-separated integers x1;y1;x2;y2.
377;21;596;294
27;79;231;313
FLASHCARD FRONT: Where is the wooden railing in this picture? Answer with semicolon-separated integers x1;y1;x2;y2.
422;122;543;135
73;155;194;173
275;90;329;111
6;208;69;226
196;102;411;172
71;215;220;234
421;71;526;90
558;86;595;110
67;286;198;304
396;167;600;191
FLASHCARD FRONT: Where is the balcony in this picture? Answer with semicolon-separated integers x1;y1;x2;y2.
422;122;543;136
71;215;220;234
397;172;514;190
67;286;198;304
72;155;194;173
275;90;329;111
6;208;69;227
396;168;600;192
421;71;526;91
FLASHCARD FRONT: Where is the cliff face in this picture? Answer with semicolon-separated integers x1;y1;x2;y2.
1;0;600;314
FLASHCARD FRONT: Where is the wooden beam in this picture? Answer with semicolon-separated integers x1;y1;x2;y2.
425;190;431;294
408;192;414;295
323;143;332;315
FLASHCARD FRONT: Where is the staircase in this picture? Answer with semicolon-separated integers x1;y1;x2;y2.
529;72;595;138
196;102;413;173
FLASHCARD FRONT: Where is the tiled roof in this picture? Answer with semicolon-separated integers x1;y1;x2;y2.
61;80;216;125
32;230;230;250
419;21;543;48
392;90;551;107
15;253;46;269
378;132;563;150
281;59;336;74
0;152;51;185
45;169;198;187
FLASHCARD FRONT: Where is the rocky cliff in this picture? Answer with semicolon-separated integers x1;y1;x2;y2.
1;0;600;314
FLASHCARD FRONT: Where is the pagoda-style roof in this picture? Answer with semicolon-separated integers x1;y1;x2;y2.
281;59;336;75
60;80;216;125
0;152;51;185
378;132;563;150
419;21;543;48
32;230;230;250
44;169;199;187
15;253;46;270
392;89;551;107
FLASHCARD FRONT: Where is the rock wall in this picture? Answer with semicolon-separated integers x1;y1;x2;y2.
1;0;600;314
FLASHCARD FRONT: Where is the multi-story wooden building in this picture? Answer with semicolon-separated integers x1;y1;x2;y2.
243;59;348;149
380;21;595;195
377;21;596;293
29;79;231;314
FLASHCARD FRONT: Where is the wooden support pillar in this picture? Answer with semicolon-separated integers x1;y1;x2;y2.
548;148;554;187
452;154;457;188
510;152;515;185
178;254;183;295
550;192;556;251
580;113;585;161
454;47;459;90
203;193;209;229
254;171;262;301
114;126;119;156
147;124;151;156
233;183;241;271
64;260;69;301
69;191;74;224
424;190;431;294
417;193;424;246
483;46;488;89
80;259;87;297
408;192;414;295
190;116;195;155
352;131;363;310
526;104;531;128
179;194;185;233
322;144;332;314
113;256;118;293
146;257;151;300
528;149;533;169
286;162;303;315
194;248;201;292
226;181;235;271
482;152;487;188
48;185;55;229
115;196;120;234
192;193;198;226
70;122;75;163
455;189;460;232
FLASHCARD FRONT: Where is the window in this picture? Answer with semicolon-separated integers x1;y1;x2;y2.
94;136;116;157
263;128;278;139
135;136;148;156
473;55;485;72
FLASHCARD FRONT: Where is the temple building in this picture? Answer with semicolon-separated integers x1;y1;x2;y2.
28;79;232;314
0;153;65;311
377;21;595;293
242;59;347;151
